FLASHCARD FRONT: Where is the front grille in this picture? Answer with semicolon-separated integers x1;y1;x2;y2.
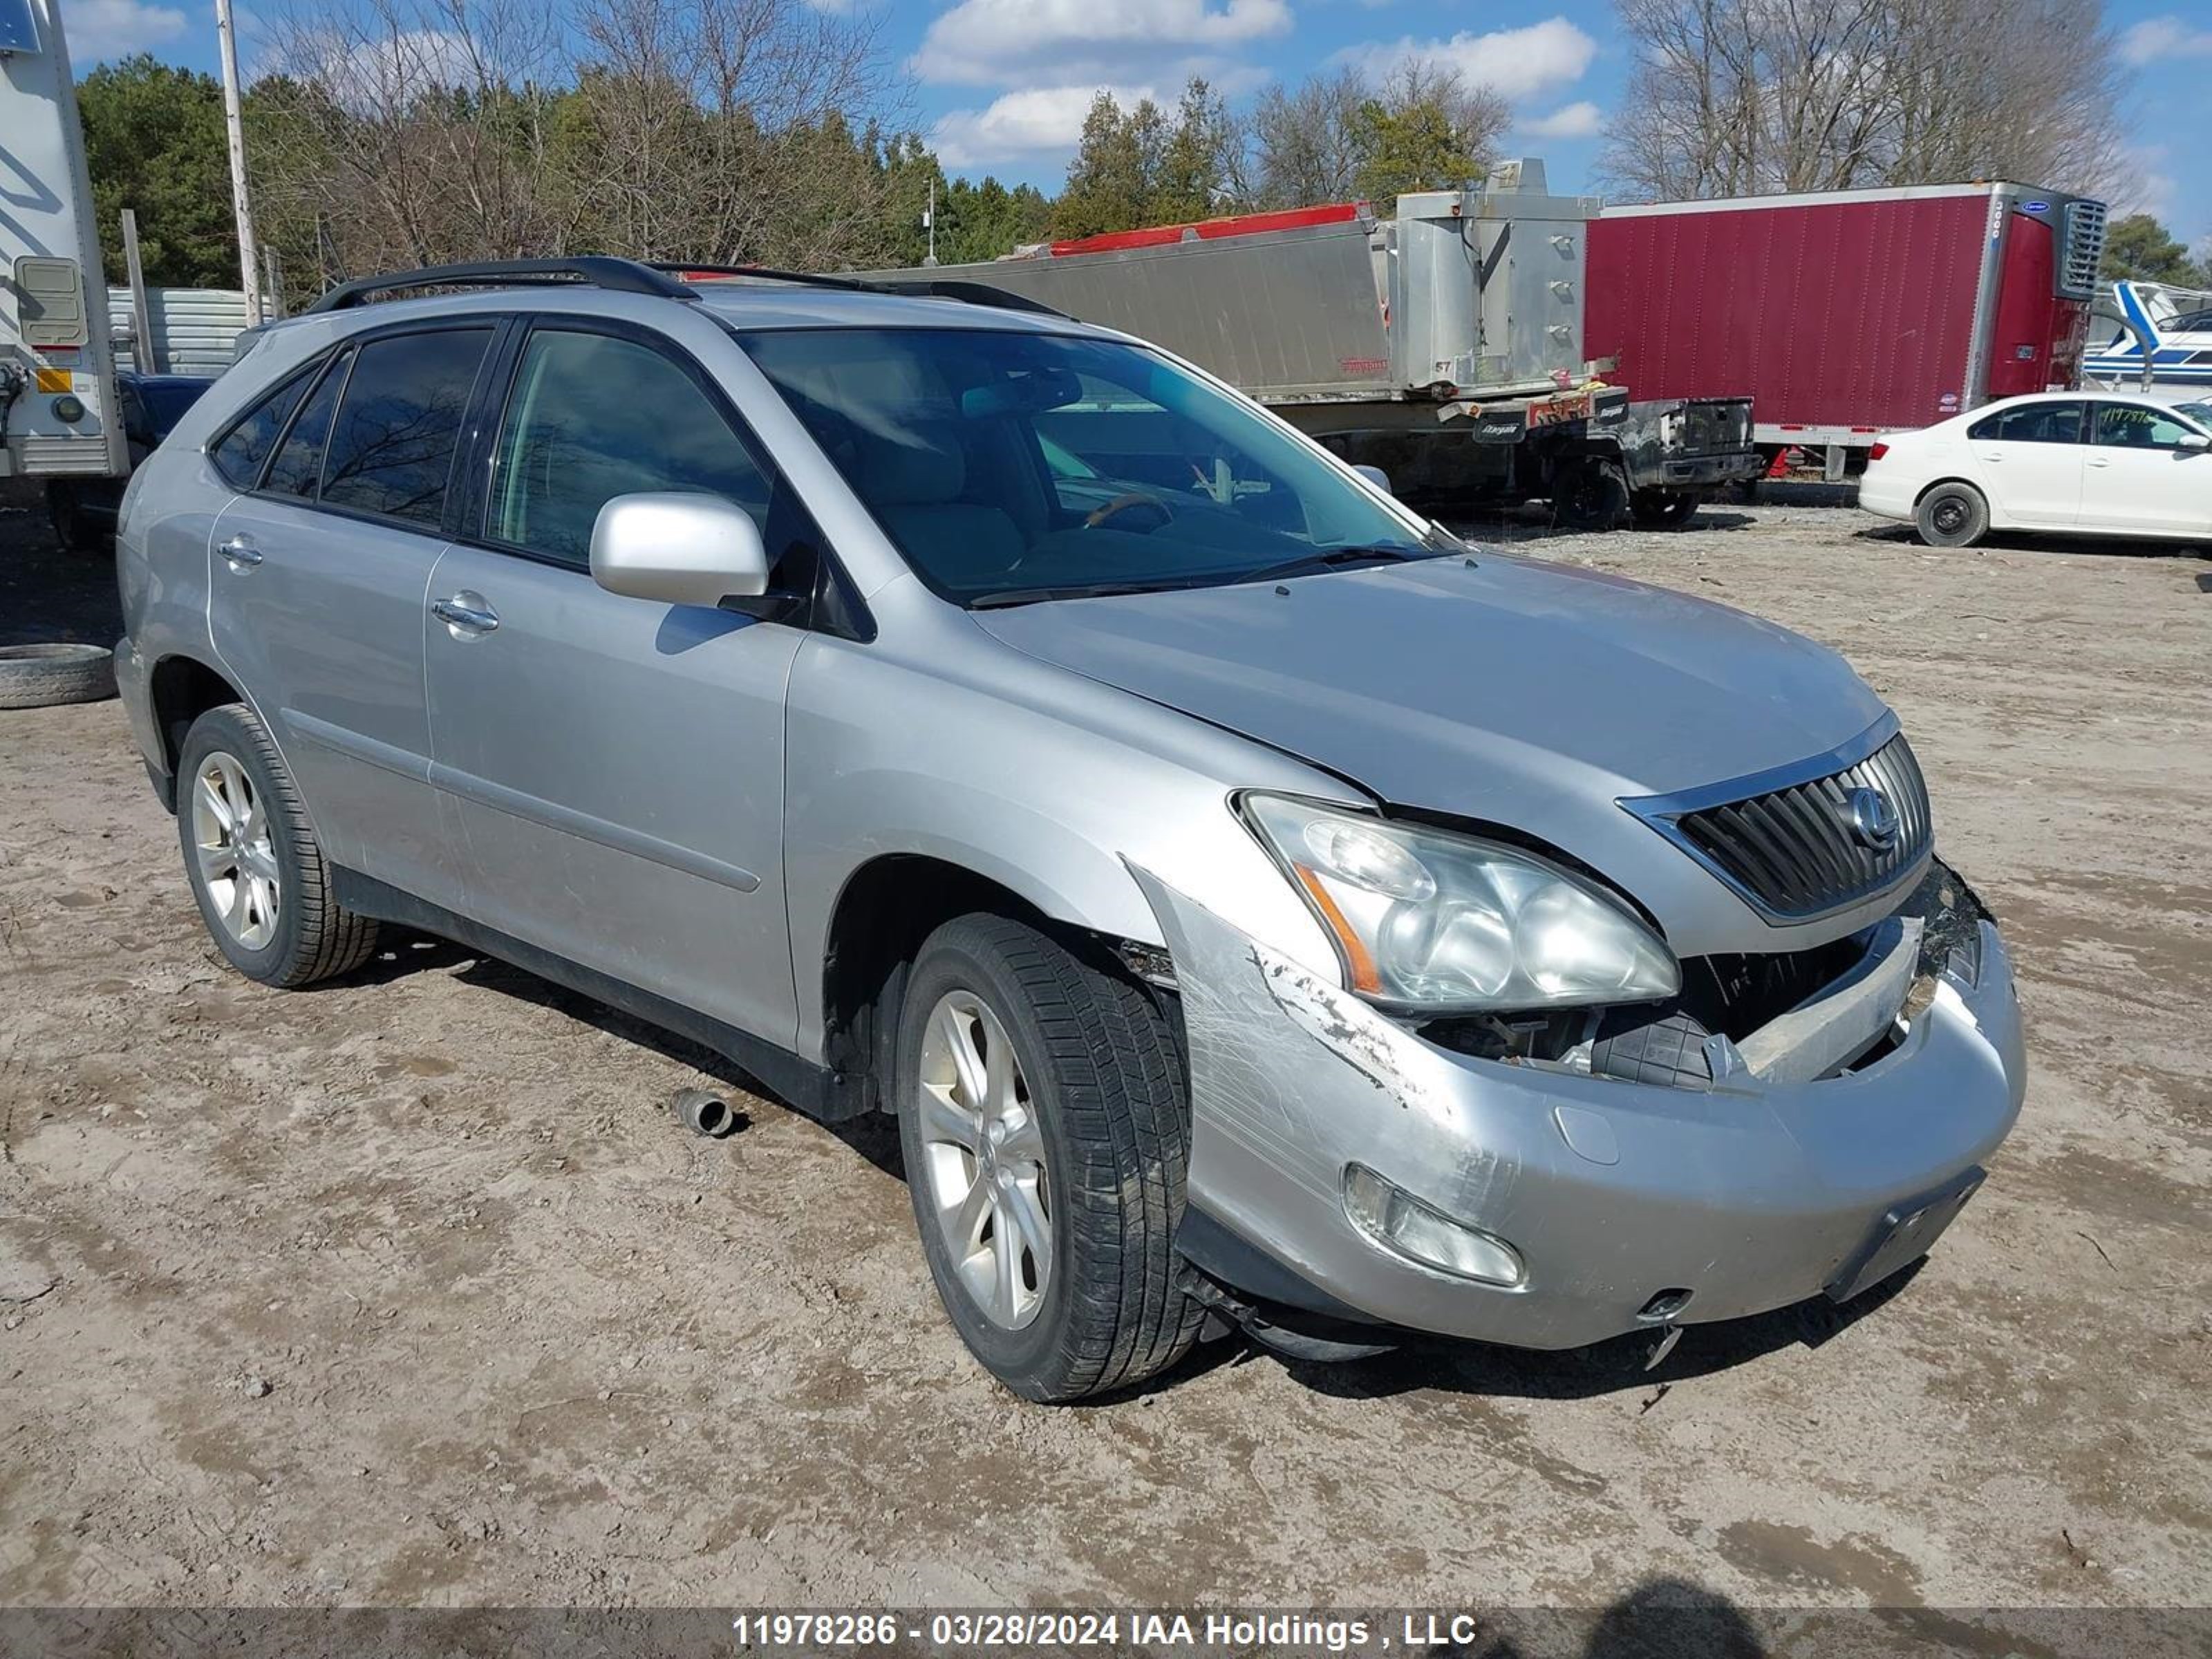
1660;733;1932;921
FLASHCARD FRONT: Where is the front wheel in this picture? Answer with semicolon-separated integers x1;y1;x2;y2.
1915;482;1989;548
896;915;1202;1402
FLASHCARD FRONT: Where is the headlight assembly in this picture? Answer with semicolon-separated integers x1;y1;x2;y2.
1243;794;1680;1014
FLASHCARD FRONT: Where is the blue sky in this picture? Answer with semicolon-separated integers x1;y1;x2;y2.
57;0;2212;250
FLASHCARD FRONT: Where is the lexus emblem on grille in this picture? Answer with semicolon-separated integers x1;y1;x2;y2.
1845;787;1900;850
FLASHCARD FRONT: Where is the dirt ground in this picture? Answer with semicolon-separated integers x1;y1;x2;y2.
1;485;2208;1642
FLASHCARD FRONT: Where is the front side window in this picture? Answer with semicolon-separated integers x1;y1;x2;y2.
736;326;1438;605
319;328;491;526
211;365;315;489
487;328;773;566
2092;403;2200;451
1968;402;2083;444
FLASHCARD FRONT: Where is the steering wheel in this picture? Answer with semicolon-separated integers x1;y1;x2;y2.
1084;492;1174;534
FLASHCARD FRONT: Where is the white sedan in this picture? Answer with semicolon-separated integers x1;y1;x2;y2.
1860;393;2212;547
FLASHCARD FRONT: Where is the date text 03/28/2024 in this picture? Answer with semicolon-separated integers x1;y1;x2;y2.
731;1611;1492;1652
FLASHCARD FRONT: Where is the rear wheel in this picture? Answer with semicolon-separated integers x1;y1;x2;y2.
176;704;380;986
1553;461;1630;531
1914;482;1989;548
896;914;1201;1402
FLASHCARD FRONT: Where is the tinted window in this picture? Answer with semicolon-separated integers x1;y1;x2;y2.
1967;402;2083;444
263;350;350;498
738;327;1434;605
487;329;771;565
2092;404;2200;450
320;329;491;526
212;366;314;488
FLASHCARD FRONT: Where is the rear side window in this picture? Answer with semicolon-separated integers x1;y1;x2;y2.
320;329;492;527
485;328;771;566
263;350;350;498
1967;402;2083;444
212;366;313;488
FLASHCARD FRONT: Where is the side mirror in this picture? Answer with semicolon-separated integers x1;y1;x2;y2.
590;492;769;608
2178;432;2210;452
1351;462;1394;496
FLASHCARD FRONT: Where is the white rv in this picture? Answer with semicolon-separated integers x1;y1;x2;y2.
1;0;126;483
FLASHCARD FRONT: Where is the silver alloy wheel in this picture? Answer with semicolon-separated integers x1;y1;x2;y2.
916;988;1052;1329
191;750;281;951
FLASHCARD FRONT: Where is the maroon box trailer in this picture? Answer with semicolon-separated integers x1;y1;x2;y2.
1586;182;2108;476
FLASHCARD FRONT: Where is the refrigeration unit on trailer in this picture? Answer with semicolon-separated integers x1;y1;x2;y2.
0;0;126;485
864;160;1759;525
1586;181;2108;478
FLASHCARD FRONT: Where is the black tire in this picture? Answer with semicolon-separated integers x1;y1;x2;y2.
0;643;116;709
1553;461;1630;531
895;914;1202;1402
175;704;380;987
1914;482;1989;548
1630;489;1701;529
1589;1006;1714;1089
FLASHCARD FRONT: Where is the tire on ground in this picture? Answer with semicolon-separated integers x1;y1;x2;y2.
895;912;1203;1402
1913;481;1989;549
1553;461;1631;531
0;643;117;709
1630;489;1701;529
175;702;381;987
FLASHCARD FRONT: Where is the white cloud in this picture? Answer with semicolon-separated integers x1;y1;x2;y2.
931;83;1161;167
2118;15;2212;67
1516;100;1602;140
61;0;189;62
913;0;1291;88
1334;17;1598;104
262;26;483;105
2110;145;2176;222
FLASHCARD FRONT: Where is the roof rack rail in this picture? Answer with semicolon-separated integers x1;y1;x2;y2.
874;279;1069;319
306;257;691;314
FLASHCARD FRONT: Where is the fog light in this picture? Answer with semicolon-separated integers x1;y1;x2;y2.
52;394;86;423
1342;1164;1524;1286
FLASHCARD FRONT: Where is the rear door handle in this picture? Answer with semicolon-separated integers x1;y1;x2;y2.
432;595;500;634
218;534;263;567
2086;456;2112;468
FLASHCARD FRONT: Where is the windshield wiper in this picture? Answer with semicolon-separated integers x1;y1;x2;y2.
1237;543;1430;585
967;579;1191;609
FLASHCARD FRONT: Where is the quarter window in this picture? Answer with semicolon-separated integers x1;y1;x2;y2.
2091;404;2198;451
211;365;315;489
262;349;350;499
485;328;771;566
319;329;491;527
1967;402;2083;444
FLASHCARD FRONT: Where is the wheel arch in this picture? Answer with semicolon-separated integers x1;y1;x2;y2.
817;851;1145;1118
147;653;247;811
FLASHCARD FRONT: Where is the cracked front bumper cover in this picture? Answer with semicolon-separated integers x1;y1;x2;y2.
1132;866;2027;1350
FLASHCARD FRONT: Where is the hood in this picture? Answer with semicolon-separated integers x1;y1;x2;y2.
974;553;1892;948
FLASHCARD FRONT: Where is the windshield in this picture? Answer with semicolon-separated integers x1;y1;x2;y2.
736;327;1443;604
2174;400;2212;432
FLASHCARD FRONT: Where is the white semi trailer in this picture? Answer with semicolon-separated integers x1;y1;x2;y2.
1;0;126;485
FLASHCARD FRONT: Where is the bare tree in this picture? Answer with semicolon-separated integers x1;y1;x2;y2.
1601;0;2126;201
1249;62;1508;209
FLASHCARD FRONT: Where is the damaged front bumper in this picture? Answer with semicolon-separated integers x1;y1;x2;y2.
1132;865;2026;1351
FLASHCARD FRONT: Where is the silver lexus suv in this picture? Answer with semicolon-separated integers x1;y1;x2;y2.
114;259;2025;1400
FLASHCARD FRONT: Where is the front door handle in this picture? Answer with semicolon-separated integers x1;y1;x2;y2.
218;534;263;567
2086;456;2112;468
432;595;500;634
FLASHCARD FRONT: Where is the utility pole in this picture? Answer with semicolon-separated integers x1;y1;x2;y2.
121;209;158;374
924;176;938;268
214;0;263;327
